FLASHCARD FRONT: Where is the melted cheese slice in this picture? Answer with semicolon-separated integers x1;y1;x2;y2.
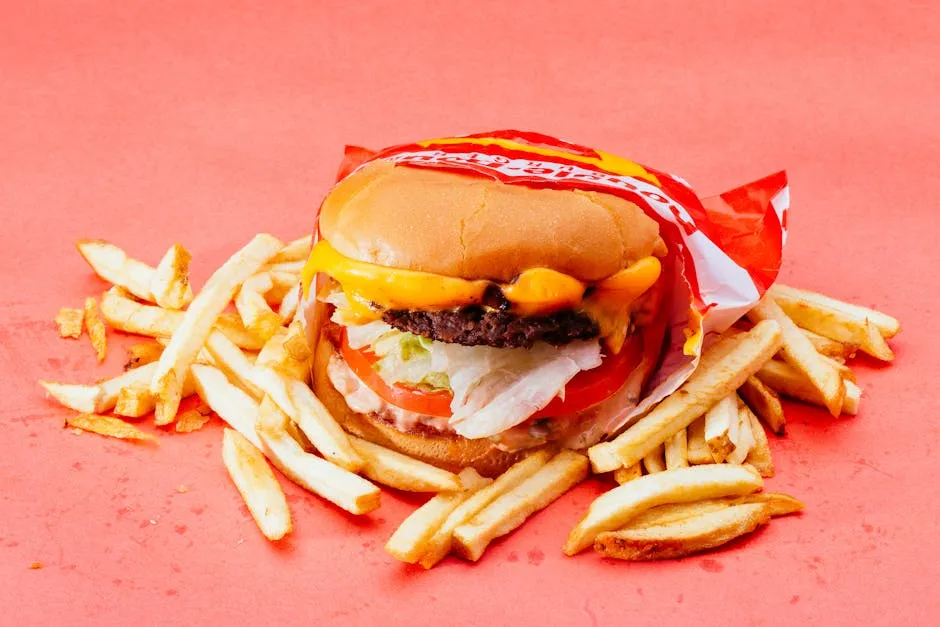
302;241;661;325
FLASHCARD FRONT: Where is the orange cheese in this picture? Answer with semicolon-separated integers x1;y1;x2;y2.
501;268;585;315
302;241;662;321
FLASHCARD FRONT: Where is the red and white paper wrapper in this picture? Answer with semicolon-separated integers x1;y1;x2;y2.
307;131;788;446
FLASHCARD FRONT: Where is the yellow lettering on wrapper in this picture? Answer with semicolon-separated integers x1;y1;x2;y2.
416;137;661;186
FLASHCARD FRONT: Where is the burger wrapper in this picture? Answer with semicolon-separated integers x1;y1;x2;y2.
308;131;788;447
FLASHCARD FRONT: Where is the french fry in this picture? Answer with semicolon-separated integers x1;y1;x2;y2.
67;413;158;443
738;375;786;435
743;407;774;477
41;361;161;415
686;417;713;465
190;364;264;448
623;499;734;529
614;463;643;485
802;328;857;359
277;283;301;323
283;319;312;362
96;361;160;410
236;272;282;342
770;283;900;338
564;464;762;555
124;340;164;370
250;366;298;422
151;233;282;424
83;296;107;363
264;260;305;274
100;288;265;350
843;380;861;415
55;307;84;339
255;323;310;382
264;271;300;304
386;469;490;564
664;429;689;470
269;234;312;264
704;394;738;463
624;492;802;529
100;287;179;336
748;295;845;416
204;330;264;399
757;359;861;416
212;314;267;351
114;370;196;418
221;428;291;541
642;444;667;474
287;378;363;472
75;239;155;301
114;384;154;418
349;436;461;492
594;502;771;561
738;491;803;516
588;320;783;473
768;284;896;360
256;397;380;515
726;402;755;465
453;450;589;561
150;243;193;309
822;353;856;383
40;381;100;414
175;405;213;433
419;451;552;569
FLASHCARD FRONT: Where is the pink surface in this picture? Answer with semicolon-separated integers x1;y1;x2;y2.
2;1;938;624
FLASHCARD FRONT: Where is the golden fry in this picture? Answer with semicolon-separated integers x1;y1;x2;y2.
738;375;786;435
664;428;689;470
453;450;589;561
151;234;282;424
594;502;771;561
419;451;552;569
588;320;783;473
269;234;312;264
124;340;164;370
151;243;193;310
67;413;158;443
221;428;292;541
686;417;714;465
75;239;155;301
642;444;667;474
748;295;845;416
565;464;762;555
83;296;107;363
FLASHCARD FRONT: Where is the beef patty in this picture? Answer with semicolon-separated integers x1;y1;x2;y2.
381;306;600;348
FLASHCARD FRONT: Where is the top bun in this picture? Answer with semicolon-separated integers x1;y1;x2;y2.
318;160;664;283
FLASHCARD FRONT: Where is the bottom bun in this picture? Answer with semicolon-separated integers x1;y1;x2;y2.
312;334;530;477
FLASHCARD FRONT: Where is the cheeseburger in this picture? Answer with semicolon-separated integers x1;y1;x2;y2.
302;135;678;476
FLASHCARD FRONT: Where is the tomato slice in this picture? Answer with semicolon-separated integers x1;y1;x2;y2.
339;330;642;420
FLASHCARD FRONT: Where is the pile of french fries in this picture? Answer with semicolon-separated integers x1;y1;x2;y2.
41;233;899;564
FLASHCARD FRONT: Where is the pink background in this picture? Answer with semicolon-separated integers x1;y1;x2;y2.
2;1;938;624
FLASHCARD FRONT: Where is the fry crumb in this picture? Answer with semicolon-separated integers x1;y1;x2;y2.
175;408;212;433
29;562;43;570
177;485;189;493
55;308;84;339
70;427;84;435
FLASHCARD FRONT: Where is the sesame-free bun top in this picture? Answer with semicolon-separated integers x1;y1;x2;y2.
318;160;665;283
